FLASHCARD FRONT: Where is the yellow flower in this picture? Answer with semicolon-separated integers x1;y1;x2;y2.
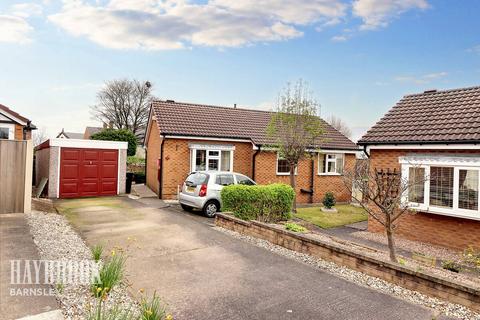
96;287;102;293
166;314;173;320
139;288;145;293
111;250;116;256
146;309;153;316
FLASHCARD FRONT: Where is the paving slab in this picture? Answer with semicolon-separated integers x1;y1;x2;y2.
0;214;59;320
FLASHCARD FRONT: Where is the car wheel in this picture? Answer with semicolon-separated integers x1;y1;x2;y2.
181;204;193;212
203;201;219;218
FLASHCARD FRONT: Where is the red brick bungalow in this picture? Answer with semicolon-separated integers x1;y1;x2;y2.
144;100;359;204
358;86;480;250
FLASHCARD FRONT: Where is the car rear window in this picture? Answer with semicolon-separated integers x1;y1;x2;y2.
185;172;208;186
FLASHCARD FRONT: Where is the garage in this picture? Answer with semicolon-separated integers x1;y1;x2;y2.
35;138;127;198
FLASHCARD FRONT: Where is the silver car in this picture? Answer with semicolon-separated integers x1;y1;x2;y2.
179;171;256;217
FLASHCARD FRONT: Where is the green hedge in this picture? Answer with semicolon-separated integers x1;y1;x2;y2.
221;183;295;223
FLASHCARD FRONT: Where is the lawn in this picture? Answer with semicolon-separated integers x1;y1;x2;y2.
295;204;368;229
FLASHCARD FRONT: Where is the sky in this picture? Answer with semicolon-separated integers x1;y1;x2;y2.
0;0;479;142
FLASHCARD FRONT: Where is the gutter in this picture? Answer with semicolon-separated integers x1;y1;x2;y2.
158;135;166;199
252;144;261;181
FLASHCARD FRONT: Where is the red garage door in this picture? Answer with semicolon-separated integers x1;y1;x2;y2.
59;148;118;198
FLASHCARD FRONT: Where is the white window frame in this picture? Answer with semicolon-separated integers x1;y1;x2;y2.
0;123;15;140
276;153;297;176
190;144;234;172
318;153;344;176
400;155;480;221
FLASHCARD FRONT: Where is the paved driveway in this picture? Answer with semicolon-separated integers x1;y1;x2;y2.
56;196;448;320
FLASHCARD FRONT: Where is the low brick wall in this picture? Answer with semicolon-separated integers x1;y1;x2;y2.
216;213;480;312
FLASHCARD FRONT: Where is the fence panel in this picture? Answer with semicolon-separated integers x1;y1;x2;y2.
0;140;32;214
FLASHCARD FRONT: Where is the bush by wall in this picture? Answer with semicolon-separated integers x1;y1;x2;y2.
91;128;137;156
221;183;295;223
322;192;336;209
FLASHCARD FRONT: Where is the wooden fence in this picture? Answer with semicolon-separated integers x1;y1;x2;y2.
0;140;32;214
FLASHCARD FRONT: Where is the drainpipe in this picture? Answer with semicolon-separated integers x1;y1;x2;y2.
362;145;370;158
158;135;166;199
310;156;315;204
252;144;261;180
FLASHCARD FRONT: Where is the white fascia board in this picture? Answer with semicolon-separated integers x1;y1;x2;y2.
49;138;128;150
399;155;480;167
164;135;253;143
0;110;27;126
366;144;480;152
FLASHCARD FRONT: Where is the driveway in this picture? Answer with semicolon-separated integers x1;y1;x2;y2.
55;196;448;320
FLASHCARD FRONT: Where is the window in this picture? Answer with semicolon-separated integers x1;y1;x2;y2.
318;153;344;175
215;174;234;186
458;170;479;211
401;155;480;220
191;147;233;172
0;127;9;139
408;167;425;203
429;167;454;208
276;154;297;175
235;174;255;185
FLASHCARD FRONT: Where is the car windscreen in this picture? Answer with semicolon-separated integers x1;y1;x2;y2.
185;172;209;187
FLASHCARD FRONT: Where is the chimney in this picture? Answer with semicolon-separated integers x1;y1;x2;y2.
103;122;107;129
108;121;113;129
234;103;237;109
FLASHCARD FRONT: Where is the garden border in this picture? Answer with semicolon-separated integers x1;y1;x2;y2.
215;213;480;311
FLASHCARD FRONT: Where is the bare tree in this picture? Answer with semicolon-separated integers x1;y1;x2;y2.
327;115;352;139
32;127;48;146
91;79;153;140
343;161;426;262
267;79;325;212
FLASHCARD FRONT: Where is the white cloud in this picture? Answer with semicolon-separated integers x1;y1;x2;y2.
394;71;447;85
353;0;429;30
48;0;346;50
10;3;43;18
331;35;348;42
0;15;33;44
467;45;480;55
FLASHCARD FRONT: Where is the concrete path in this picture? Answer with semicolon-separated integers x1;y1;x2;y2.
0;214;59;320
56;197;452;320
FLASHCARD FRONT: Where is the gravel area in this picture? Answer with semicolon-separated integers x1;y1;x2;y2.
26;211;138;319
352;231;463;263
214;226;480;320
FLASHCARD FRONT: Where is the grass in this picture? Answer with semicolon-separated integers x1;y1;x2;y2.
92;244;104;262
139;292;168;320
295;204;368;229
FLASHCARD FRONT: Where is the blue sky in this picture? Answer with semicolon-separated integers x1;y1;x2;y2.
0;0;479;141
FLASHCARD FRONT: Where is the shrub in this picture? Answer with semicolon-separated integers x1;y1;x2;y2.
221;183;295;223
441;260;461;273
91;128;137;156
285;223;307;233
322;192;336;209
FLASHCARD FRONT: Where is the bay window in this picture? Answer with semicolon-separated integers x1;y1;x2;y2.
190;144;234;172
318;153;344;175
401;155;480;220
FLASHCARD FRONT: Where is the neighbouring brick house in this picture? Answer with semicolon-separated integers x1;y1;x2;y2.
358;86;480;250
0;104;36;140
144;100;359;203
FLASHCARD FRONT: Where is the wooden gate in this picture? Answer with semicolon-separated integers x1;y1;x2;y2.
0;140;32;214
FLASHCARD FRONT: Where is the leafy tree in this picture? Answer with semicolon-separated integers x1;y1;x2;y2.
91;79;153;140
90;128;137;156
267;79;324;212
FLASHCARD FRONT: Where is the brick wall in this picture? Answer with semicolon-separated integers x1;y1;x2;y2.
160;139;254;199
368;149;480;250
254;151;355;204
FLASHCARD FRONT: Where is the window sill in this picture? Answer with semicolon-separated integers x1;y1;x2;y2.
408;204;480;221
276;173;297;176
318;173;342;176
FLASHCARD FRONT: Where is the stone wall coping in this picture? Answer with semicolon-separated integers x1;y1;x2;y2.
216;213;480;296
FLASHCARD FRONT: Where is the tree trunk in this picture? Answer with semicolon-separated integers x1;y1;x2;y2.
385;215;397;263
290;164;297;213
